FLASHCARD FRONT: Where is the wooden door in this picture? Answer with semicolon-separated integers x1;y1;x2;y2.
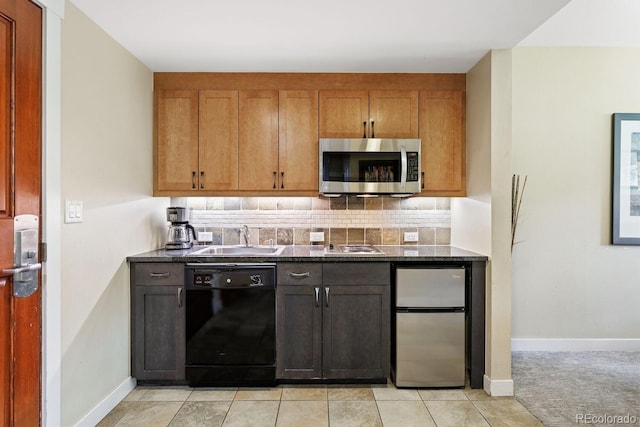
238;90;278;191
278;90;318;192
321;285;390;379
319;90;368;138
155;90;199;192
275;285;322;379
199;90;239;191
369;91;418;138
0;0;42;425
419;91;466;196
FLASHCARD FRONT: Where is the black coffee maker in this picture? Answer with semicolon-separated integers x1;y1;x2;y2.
165;207;196;249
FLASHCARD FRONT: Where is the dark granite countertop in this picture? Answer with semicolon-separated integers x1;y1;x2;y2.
127;245;487;263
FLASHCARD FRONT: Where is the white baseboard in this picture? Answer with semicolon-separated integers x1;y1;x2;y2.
74;377;136;427
483;375;514;396
511;338;640;352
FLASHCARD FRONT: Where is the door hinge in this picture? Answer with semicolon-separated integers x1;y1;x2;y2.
40;242;47;262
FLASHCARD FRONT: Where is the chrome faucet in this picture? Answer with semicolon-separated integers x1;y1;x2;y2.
240;225;250;247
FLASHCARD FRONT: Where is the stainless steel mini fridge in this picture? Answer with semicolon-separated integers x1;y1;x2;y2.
393;266;466;387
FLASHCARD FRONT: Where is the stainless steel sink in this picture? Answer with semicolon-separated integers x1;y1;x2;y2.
190;245;285;256
324;244;386;256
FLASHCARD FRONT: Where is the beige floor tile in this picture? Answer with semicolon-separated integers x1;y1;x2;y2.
376;400;436;427
168;401;230;427
122;387;149;402
223;400;280;427
235;387;282;401
139;387;193;402
327;386;374;401
114;401;183;427
96;401;136;427
188;388;237;401
276;400;328;427
371;385;421;401
281;386;327;401
463;388;492;400
419;389;469;401
425;400;490;427
472;399;543;427
329;401;382;427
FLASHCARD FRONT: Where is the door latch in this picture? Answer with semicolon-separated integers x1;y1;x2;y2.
2;214;41;297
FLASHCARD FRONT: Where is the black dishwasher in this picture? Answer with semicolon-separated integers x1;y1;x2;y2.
185;263;276;386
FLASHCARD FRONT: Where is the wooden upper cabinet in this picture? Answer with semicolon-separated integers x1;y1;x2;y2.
319;91;368;138
155;90;199;192
369;91;418;139
319;90;418;139
238;90;279;191
279;90;319;192
199;90;239;191
419;91;466;196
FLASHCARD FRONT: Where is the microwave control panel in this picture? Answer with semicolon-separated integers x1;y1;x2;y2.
407;152;420;181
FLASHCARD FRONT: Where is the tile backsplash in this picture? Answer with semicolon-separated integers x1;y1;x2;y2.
173;196;451;246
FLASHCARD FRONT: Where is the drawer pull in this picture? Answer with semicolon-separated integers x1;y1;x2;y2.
289;272;310;279
149;272;170;278
314;287;320;307
324;287;330;307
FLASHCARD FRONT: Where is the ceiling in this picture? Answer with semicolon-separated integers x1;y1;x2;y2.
68;0;640;73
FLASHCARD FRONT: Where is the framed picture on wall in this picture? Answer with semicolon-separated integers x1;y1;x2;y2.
612;113;640;245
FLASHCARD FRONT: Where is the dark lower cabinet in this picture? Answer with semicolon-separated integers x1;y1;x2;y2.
276;263;390;381
131;262;186;382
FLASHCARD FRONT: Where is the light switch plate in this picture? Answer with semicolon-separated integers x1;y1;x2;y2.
64;200;83;224
404;231;418;242
309;232;325;242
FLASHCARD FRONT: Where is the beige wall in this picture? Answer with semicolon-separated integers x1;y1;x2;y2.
453;50;514;395
61;3;168;425
510;47;640;344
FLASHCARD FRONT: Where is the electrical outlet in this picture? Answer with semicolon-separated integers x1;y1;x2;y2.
309;232;325;242
404;231;419;242
197;232;213;242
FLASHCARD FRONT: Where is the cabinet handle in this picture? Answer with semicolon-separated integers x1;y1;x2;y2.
362;121;367;138
370;120;375;138
149;272;170;278
192;171;196;189
314;287;320;307
289;271;310;278
324;287;330;307
421;172;425;189
273;171;277;189
281;172;284;189
200;171;204;189
177;287;183;307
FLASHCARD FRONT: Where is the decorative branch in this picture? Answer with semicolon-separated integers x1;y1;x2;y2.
511;174;528;252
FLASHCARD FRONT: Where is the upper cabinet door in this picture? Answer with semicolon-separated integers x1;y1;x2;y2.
279;90;319;192
239;90;279;191
419;91;466;196
199;90;239;191
155;90;199;192
319;90;368;138
369;91;418;139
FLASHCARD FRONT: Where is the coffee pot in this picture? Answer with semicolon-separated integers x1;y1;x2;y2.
165;207;196;250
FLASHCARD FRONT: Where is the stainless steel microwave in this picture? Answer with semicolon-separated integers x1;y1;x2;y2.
319;138;421;196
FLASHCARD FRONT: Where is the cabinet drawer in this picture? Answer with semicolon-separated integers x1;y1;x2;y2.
133;263;184;286
323;263;390;286
278;263;322;285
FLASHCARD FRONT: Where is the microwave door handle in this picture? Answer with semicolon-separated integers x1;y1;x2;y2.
400;146;407;185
